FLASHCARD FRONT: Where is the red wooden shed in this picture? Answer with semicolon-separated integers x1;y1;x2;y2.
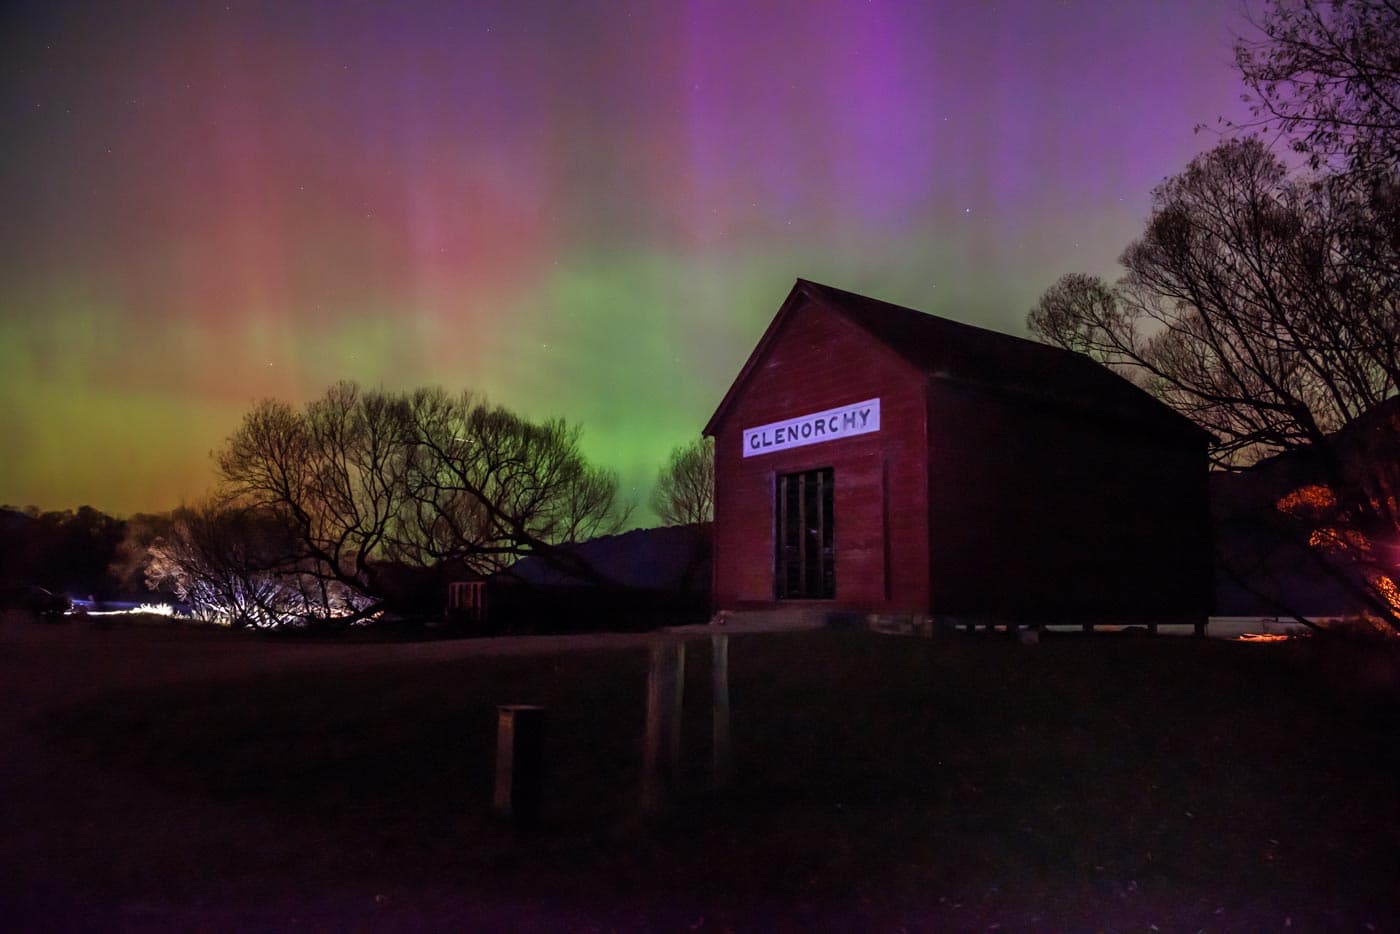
703;279;1213;631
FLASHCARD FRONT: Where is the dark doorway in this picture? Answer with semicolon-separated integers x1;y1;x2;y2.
775;467;835;599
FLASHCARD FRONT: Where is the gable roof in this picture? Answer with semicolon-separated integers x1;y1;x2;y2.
704;278;1213;445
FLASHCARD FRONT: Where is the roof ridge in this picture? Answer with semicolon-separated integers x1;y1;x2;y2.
796;277;1089;362
798;278;1211;443
706;278;1212;446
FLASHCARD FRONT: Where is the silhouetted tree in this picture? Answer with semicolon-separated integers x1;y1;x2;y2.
1033;141;1397;462
1029;139;1400;631
218;382;413;620
650;437;714;527
145;500;369;628
392;387;628;581
215;382;629;620
1234;0;1400;180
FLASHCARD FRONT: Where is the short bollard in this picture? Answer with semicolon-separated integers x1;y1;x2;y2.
494;705;545;828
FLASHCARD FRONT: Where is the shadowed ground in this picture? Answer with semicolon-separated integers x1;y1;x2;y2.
2;613;1397;929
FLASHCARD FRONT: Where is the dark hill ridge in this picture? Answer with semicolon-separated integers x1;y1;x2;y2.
500;524;710;593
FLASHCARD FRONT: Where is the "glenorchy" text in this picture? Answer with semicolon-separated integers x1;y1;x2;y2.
742;398;880;458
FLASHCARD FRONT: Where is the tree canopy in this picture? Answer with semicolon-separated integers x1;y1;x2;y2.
211;382;629;624
650;437;714;527
1029;139;1398;468
1234;0;1400;179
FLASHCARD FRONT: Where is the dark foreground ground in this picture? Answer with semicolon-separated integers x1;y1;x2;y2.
2;613;1398;931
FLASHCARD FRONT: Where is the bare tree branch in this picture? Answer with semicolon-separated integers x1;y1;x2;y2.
1029;139;1400;631
650;437;714;527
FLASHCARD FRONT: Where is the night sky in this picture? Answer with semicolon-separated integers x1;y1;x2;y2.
1;0;1251;520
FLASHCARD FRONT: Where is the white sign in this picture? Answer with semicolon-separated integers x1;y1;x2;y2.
742;398;880;458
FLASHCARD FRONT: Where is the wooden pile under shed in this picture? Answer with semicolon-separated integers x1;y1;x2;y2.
704;279;1214;631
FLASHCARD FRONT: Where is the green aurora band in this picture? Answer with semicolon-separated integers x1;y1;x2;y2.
0;0;1250;522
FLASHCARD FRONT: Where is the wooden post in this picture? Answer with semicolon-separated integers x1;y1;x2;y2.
1147;619;1159;636
712;634;731;787
494;705;545;828
1194;617;1208;638
1082;621;1094;633
642;639;686;814
670;641;686;773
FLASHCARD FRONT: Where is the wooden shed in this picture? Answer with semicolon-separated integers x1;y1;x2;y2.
703;279;1213;630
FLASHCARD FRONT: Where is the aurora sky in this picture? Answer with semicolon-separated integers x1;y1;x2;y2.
2;0;1253;521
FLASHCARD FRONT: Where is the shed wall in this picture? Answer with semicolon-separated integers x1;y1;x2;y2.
711;301;930;613
925;382;1212;621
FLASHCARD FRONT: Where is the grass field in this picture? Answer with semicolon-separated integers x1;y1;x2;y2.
4;619;1399;929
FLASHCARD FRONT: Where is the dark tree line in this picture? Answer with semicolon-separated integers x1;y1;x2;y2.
1030;0;1400;631
0;505;127;598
